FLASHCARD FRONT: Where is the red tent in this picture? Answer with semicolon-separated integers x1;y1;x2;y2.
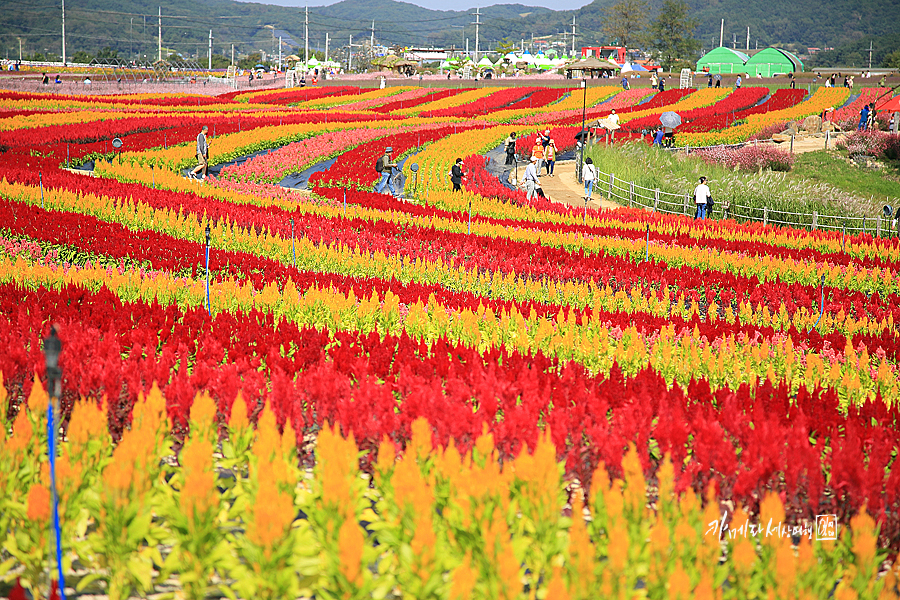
874;94;900;112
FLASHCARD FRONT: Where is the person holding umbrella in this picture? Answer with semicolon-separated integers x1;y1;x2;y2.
660;111;681;148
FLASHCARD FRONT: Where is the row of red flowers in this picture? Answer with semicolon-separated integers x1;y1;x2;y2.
1;282;898;548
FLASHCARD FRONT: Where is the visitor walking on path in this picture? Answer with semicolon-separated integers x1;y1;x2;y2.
652;127;665;146
523;156;540;200
714;74;721;88
693;176;711;220
374;146;399;196
544;139;558;176
190;126;209;180
736;75;742;89
890;112;898;134
859;104;870;131
450;158;465;192
504;132;517;165
582;157;597;201
531;138;545;174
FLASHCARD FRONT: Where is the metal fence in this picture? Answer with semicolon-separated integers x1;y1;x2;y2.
596;168;899;237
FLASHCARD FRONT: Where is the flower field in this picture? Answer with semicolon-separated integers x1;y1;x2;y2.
1;83;899;599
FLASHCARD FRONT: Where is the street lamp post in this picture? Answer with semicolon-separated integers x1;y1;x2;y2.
578;78;587;183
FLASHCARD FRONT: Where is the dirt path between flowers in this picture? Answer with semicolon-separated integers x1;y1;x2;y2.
537;160;621;211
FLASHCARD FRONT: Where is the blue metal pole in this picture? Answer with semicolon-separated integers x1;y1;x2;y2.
291;218;295;267
205;225;211;315
645;223;650;262
40;172;44;209
343;190;347;217
468;199;471;235
811;274;826;332
47;401;66;600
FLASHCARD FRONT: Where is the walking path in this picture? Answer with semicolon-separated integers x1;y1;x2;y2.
536;160;621;211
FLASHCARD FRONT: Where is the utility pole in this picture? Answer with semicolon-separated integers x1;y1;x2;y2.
158;7;162;62
279;36;282;71
325;32;329;63
371;20;375;50
305;6;309;66
868;41;873;69
746;26;750;51
571;16;576;57
472;7;481;63
349;35;352;70
231;43;234;66
18;38;21;61
719;19;724;47
61;0;66;64
130;18;133;59
732;33;737;49
208;30;213;70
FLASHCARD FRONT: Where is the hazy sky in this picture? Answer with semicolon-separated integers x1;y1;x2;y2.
243;0;588;12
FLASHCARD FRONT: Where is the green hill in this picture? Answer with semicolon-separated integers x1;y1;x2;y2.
1;0;897;66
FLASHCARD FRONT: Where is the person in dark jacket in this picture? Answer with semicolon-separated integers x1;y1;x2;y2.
450;158;465;192
504;132;517;165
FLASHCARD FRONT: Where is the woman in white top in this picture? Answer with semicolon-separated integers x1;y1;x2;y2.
693;176;711;220
583;157;597;201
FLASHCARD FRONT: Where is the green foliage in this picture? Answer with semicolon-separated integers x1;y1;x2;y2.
586;142;890;228
602;0;650;49
884;49;900;69
494;37;516;55
643;0;701;71
808;32;900;68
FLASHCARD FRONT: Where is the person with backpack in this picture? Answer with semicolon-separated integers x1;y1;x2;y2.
374;146;398;196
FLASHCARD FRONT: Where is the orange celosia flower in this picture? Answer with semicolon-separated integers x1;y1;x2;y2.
730;509;756;575
228;391;250;431
567;494;595;599
27;375;48;413
850;508;877;573
26;483;51;522
189;392;218;443
180;438;216;522
621;444;645;518
337;517;365;588
392;453;432;513
375;435;396;476
545;566;570;600
246;476;294;555
449;552;477;600
317;423;358;518
66;400;107;448
666;561;692;600
409;417;432;464
758;492;786;549
775;539;796;596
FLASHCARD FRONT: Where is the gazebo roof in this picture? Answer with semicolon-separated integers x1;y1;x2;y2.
564;56;620;71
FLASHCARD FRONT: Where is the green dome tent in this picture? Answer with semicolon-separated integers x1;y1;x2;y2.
696;47;749;74
745;48;804;77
